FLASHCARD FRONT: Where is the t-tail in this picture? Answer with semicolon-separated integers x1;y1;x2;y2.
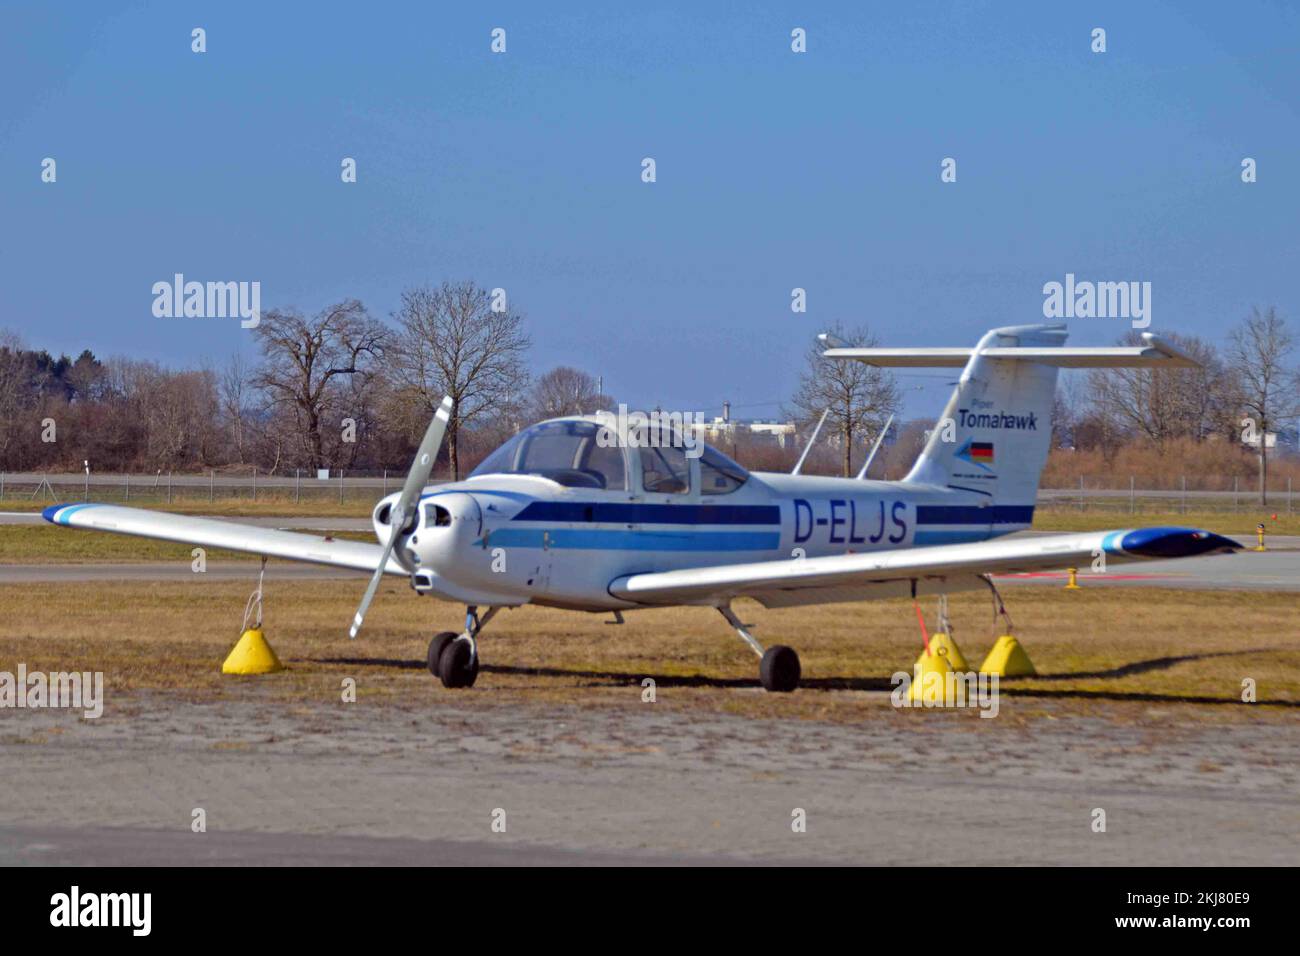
905;324;1061;523
822;322;1198;533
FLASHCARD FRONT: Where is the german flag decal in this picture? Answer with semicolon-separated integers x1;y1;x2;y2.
956;439;994;469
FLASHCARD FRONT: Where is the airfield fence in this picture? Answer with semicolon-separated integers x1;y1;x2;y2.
0;471;1293;515
1036;475;1294;516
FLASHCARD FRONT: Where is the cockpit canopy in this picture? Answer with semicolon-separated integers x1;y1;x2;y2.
469;418;750;495
472;419;627;489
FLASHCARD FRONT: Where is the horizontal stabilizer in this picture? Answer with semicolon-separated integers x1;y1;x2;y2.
822;331;1197;368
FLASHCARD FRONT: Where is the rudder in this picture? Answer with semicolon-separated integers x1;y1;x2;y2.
904;324;1063;518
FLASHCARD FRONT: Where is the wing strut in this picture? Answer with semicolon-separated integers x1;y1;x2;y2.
856;414;894;480
791;409;829;475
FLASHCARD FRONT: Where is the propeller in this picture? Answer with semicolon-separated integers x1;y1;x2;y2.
349;395;454;638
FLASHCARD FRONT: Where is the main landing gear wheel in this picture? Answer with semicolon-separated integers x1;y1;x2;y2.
427;632;458;677
438;637;480;689
717;606;801;694
760;645;801;693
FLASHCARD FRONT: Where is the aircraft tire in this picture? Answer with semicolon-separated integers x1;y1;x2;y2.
427;632;458;677
760;645;801;693
439;636;480;689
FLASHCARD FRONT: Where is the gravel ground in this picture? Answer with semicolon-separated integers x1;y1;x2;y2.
2;687;1296;865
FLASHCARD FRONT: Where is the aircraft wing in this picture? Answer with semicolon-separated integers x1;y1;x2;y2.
608;527;1240;609
42;503;405;575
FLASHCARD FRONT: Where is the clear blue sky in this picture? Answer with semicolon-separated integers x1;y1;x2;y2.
2;1;1297;420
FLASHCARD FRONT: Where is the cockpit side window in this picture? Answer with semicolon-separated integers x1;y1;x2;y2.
699;445;748;495
582;440;627;491
638;432;691;495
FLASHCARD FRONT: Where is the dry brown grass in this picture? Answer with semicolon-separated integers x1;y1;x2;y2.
0;580;1294;724
1043;438;1300;490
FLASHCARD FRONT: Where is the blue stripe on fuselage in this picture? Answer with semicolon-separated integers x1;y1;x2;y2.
483;528;780;551
915;505;1034;525
511;501;781;525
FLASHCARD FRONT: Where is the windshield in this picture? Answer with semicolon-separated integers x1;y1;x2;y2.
470;420;628;490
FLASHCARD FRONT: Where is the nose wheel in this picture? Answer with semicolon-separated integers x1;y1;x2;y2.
438;637;479;688
426;631;458;677
719;605;801;693
427;606;499;689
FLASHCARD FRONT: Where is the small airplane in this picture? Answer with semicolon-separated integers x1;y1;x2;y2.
43;324;1240;691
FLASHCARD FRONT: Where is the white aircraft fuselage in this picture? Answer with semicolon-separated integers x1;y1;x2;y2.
379;428;1022;612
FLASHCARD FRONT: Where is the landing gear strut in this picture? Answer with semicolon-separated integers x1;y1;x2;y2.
428;606;500;689
718;606;800;693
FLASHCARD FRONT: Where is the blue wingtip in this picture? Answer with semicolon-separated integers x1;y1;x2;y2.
41;502;96;525
1118;526;1241;558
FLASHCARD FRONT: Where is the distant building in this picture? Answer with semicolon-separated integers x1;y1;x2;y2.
687;406;796;449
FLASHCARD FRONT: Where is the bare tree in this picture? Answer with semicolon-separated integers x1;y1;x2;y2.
1051;375;1085;450
392;281;531;479
100;358;154;468
789;324;901;477
1227;306;1300;504
531;366;612;421
144;368;218;468
0;329;28;466
252;300;388;471
220;353;252;464
1086;331;1233;447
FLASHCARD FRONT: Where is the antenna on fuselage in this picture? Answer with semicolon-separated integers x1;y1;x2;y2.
791;408;830;475
855;413;894;480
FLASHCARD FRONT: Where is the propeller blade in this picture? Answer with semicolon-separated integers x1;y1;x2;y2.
349;395;453;638
350;534;399;639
